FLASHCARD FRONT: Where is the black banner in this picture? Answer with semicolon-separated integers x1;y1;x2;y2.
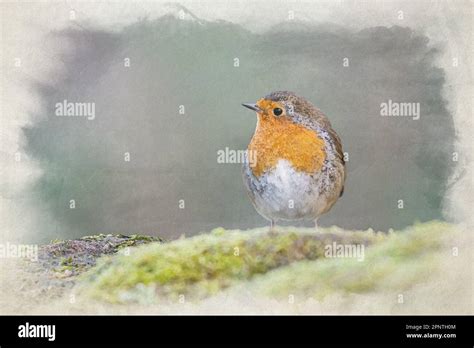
0;315;472;346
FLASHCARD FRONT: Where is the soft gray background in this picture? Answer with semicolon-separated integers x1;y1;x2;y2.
1;1;472;243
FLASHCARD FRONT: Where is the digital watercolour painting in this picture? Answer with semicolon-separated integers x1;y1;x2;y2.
0;0;473;344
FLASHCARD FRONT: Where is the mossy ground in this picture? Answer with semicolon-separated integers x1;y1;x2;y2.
77;221;462;306
236;221;456;301
3;221;470;314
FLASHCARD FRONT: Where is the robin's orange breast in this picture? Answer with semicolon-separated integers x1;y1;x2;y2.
248;116;326;178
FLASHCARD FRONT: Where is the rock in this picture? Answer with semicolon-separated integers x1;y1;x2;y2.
17;233;162;303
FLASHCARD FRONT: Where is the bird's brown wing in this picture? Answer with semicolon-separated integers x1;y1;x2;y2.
305;106;346;197
329;128;344;164
327;127;346;197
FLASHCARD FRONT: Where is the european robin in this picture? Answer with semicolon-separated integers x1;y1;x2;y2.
242;91;346;230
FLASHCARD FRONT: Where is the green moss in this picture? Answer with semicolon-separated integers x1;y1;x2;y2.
77;221;460;305
60;256;73;266
243;221;458;300
80;226;383;303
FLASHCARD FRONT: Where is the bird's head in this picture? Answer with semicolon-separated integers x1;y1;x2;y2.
242;91;319;124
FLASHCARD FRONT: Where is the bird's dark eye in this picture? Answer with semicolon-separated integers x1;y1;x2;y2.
273;108;283;116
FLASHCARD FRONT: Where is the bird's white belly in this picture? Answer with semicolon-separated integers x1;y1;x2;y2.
244;159;328;221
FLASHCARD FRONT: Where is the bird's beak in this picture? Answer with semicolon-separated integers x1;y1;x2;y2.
242;103;261;112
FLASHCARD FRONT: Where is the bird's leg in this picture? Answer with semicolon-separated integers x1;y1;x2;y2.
314;218;319;232
269;220;275;233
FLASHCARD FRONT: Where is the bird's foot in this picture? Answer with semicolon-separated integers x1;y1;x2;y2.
269;220;277;234
314;219;319;232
